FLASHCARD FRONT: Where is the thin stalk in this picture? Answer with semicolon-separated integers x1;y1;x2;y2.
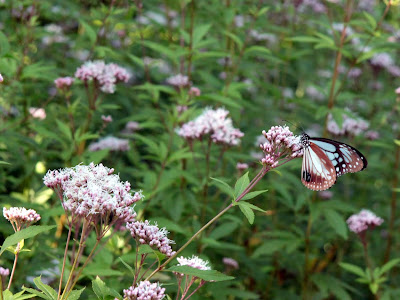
323;0;354;137
186;0;195;81
183;281;205;300
302;192;317;300
179;2;186;74
383;139;400;263
60;221;89;299
57;222;73;300
7;243;20;290
62;238;102;300
134;0;151;82
332;1;392;100
200;138;213;225
145;166;268;281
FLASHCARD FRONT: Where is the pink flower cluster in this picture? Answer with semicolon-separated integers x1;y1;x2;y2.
166;74;189;88
54;76;74;89
29;107;46;120
43;163;142;223
101;115;113;123
236;162;249;171
88;136;130;152
326;113;369;136
370;53;400;77
347;209;384;234
122;121;140;134
3;207;41;231
260;125;302;168
222;257;239;269
177;255;211;271
126;220;176;257
176;107;244;146
0;267;9;277
75;60;130;93
123;281;165;300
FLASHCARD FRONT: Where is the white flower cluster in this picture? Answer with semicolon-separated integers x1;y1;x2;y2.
126;220;176;257
347;209;384;234
3;207;41;230
0;267;9;277
166;74;189;88
176;107;244;146
123;281;165;300
43;163;142;222
177;255;211;271
75;60;131;93
326;113;369;136
88;136;130;152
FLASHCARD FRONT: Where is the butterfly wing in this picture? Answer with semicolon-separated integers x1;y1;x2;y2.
301;142;337;191
310;138;367;177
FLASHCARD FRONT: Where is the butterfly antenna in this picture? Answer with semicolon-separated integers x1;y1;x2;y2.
282;119;304;133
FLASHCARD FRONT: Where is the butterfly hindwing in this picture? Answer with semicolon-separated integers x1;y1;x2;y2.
301;142;337;191
310;137;367;177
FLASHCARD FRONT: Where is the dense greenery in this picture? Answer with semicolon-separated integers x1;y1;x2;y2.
1;0;400;299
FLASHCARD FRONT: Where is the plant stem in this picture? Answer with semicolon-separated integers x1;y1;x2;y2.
7;243;20;290
145;166;268;281
323;0;354;137
186;0;195;81
383;137;400;263
57;222;73;300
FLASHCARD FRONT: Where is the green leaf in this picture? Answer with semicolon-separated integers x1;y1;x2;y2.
33;276;58;300
222;30;243;48
244;46;271;56
369;282;379;295
241;190;268;201
210;177;234;197
394;139;400;147
67;288;85;300
21;287;52;300
80;20;97;44
378;258;400;276
21;62;56;81
118;257;135;276
56;120;73;141
234;172;249;198
286;36;321;43
1;225;56;255
92;276;121;300
167;266;234;282
339;262;366;278
325;209;348;239
209;222;239;240
193;24;212;46
4;289;36;300
0;31;10;55
363;11;377;29
238;201;255;224
138;244;154;255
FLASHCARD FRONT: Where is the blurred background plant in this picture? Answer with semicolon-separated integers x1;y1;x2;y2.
0;0;400;299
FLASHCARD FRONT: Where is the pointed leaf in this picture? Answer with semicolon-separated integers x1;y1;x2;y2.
1;225;56;255
238;201;254;224
325;209;348;239
241;190;268;201
234;172;249;198
33;276;57;299
378;258;400;276
339;262;366;278
167;266;234;282
210;177;234;197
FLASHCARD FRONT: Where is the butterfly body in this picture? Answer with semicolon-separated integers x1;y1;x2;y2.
300;133;367;191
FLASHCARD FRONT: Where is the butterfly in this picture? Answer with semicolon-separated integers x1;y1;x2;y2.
300;133;367;191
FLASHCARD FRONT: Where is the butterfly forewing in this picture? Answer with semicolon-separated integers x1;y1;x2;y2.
301;142;337;191
310;138;367;177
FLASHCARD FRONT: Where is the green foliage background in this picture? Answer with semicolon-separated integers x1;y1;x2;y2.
0;0;400;299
